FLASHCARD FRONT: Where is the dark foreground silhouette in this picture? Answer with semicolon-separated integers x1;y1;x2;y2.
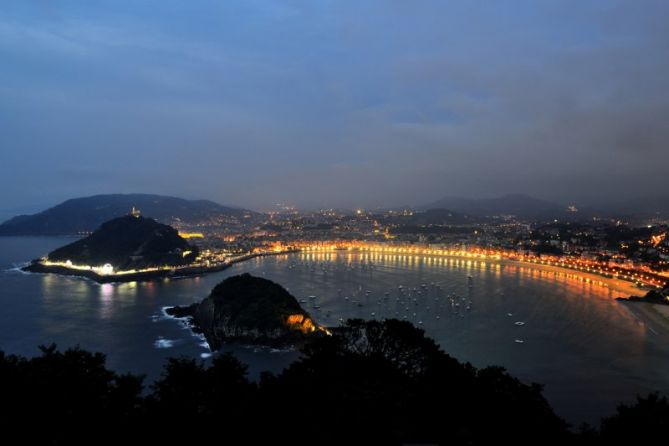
0;319;666;445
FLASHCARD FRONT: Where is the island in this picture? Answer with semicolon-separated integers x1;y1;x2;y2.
165;273;329;348
23;212;210;283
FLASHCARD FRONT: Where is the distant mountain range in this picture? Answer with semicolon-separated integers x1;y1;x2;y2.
2;192;666;236
421;194;669;219
0;194;255;236
420;194;569;218
603;196;669;216
388;208;484;225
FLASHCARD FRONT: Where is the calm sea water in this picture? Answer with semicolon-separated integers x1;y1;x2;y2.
1;236;668;424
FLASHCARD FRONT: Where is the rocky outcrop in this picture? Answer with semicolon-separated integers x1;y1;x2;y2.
618;283;669;305
166;274;326;349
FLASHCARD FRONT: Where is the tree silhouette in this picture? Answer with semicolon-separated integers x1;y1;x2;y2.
0;320;666;445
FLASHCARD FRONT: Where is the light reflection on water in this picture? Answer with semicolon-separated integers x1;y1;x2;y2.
0;238;667;425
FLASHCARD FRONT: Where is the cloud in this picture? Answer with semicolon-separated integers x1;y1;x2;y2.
0;0;667;210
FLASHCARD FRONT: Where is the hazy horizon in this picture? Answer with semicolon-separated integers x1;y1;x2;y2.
2;1;668;211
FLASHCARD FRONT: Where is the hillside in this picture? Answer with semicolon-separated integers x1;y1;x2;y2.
44;215;199;270
421;194;567;218
0;194;255;235
388;208;484;226
604;196;669;216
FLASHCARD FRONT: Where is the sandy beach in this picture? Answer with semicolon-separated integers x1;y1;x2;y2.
621;301;669;338
501;259;669;337
501;259;648;297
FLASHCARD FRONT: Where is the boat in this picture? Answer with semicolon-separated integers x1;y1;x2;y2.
514;339;525;344
514;321;525;326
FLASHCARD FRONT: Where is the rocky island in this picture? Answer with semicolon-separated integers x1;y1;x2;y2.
23;212;206;283
166;273;329;348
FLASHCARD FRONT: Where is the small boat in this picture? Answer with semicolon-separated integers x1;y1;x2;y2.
507;313;513;317
514;321;525;326
300;299;308;303
514;339;525;344
309;295;317;300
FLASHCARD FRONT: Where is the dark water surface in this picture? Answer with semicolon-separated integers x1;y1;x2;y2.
1;237;668;424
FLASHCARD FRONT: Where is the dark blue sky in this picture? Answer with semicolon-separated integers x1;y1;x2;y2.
1;0;668;212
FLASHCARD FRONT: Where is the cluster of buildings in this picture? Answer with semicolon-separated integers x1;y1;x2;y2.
171;207;669;286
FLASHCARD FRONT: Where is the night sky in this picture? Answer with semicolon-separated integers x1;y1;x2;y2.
1;1;668;213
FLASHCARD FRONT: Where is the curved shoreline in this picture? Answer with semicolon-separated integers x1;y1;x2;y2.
23;261;233;283
21;247;655;297
21;250;298;284
299;249;650;297
496;259;647;297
